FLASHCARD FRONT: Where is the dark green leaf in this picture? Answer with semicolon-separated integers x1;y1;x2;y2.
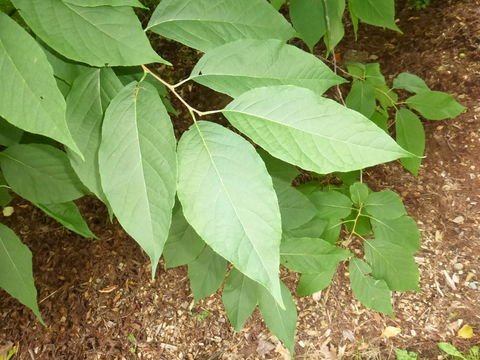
34;202;97;239
297;267;337;296
258;281;297;355
349;257;393;316
281;237;351;273
163;203;205;268
290;0;326;51
0;118;23;147
0;223;43;323
395;108;425;176
349;182;369;205
364;190;406;219
393;73;430;93
222;268;259;331
285;215;328;239
349;0;400;32
0;144;86;204
321;219;342;244
188;246;227;302
309;190;353;219
371;215;420;254
365;239;420;291
406;91;466;120
323;0;345;51
346;80;376;118
369;111;388;132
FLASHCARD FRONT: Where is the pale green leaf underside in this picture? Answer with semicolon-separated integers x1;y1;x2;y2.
0;223;43;322
349;257;393;316
258;281;297;355
224;86;411;174
191;39;344;97
147;0;295;52
281;237;350;273
163;202;205;268
0;13;80;155
177;121;284;308
188;246;227;302
99;82;177;275
12;0;167;67
0;144;86;204
64;0;146;8
35;202;97;239
222;268;259;331
66;68;123;206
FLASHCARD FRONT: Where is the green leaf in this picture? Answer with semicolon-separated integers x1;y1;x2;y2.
349;257;393;316
406;91;466;120
349;0;400;32
0;223;43;323
12;0;167;67
321;219;342;244
437;343;466;359
34;202;97;239
290;0;326;51
374;83;398;109
395;108;425;176
147;0;295;52
323;0;345;51
0;118;23;147
369;111;388;132
308;190;353;219
99;82;177;275
222;268;259;331
346;80;376;118
40;44;89;87
371;215;420;254
258;281;297;355
0;172;11;207
0;13;80;155
177;121;284;307
66;68;123;207
393;73;430;94
345;209;372;236
223;86;411;174
286;215;328;239
188;246;227;302
297;267;337;296
163;202;205;268
365;239;419;291
258;149;300;184
64;0;146;8
364;190;406;219
271;0;286;10
349;182;369;205
0;144;86;203
190;39;344;97
335;170;360;186
281;237;351;273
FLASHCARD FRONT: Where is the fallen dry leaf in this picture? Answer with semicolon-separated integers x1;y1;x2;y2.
382;326;401;338
98;285;118;293
457;324;474;339
256;338;275;356
2;206;14;217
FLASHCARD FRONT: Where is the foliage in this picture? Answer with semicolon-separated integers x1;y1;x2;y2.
395;344;480;360
0;0;465;355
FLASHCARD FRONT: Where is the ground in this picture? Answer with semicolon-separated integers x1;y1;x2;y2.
1;0;479;359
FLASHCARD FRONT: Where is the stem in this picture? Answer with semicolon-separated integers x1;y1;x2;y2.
141;65;211;119
346;204;363;243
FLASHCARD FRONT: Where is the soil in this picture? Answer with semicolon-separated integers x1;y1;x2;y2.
1;0;480;359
